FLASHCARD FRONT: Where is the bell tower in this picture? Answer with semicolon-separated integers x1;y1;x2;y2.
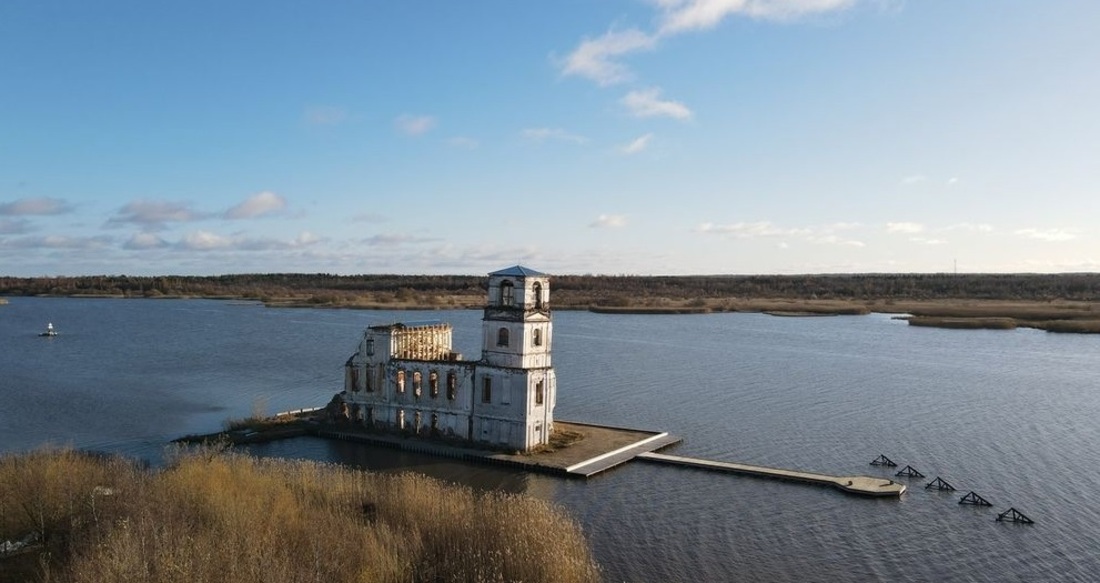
476;265;556;448
481;265;551;369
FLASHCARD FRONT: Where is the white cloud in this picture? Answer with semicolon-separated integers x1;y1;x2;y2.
657;0;857;34
560;0;856;92
0;196;73;216
352;212;388;223
590;214;628;228
394;114;437;136
811;234;865;247
292;231;320;247
947;177;960;186
181;230;233;250
622;88;693;120
107;200;209;231
124;232;169;250
909;237;946;246
0;234;112;250
900;174;927;185
224;191;286;219
448;136;479;149
303;106;349;126
620;133;654;155
559;28;657;86
696;221;810;238
945;222;993;233
365;233;439;246
886;222;925;234
0;218;31;234
698;220;865;247
1014;228;1078;242
521;128;588;144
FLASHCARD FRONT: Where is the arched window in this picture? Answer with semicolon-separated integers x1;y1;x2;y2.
533;328;542;347
447;372;457;400
396;370;405;393
429;371;439;397
535;380;545;405
412;371;422;397
497;327;510;347
533;282;543;309
500;280;514;306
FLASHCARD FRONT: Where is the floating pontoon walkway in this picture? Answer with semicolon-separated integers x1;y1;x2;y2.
637;452;907;497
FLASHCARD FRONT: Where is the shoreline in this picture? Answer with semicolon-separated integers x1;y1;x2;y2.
8;293;1100;333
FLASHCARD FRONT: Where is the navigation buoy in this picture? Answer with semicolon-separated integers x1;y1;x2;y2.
925;476;956;491
870;454;898;467
895;465;925;478
959;491;992;506
996;507;1034;524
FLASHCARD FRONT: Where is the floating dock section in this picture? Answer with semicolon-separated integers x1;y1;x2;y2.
637;452;907;497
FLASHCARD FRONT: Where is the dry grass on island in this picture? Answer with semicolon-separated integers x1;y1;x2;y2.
0;448;602;583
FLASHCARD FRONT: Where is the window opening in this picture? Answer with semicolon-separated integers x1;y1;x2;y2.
413;371;422;398
533;282;543;309
501;281;514;306
447;372;457;401
396;370;405;394
429;371;439;397
482;377;492;403
533;328;542;347
497;327;509;347
535;380;544;405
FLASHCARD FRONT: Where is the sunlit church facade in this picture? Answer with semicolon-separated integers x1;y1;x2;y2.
339;266;556;451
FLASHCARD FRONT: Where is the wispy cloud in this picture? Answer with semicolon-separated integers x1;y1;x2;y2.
900;174;927;186
559;28;657;86
521;128;588;144
352;212;388;223
1014;228;1078;242
123;232;170;250
560;1;855;87
0;196;72;216
394;114;437;136
364;233;440;246
697;221;811;238
945;222;993;233
620;133;654;155
448;136;479;149
697;220;863;246
657;0;856;33
0;218;32;234
177;230;321;252
107;200;209;231
224;191;287;220
590;214;628;228
303;105;350;126
909;237;946;246
0;234;112;250
622;88;693;120
886;221;925;234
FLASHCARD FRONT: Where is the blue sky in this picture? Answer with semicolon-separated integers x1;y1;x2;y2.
2;0;1098;276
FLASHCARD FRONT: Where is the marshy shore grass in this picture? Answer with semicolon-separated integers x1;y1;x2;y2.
0;448;602;583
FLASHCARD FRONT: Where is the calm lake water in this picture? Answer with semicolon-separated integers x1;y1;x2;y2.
3;297;1099;582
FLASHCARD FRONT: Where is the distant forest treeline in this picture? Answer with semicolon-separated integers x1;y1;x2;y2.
2;272;1099;304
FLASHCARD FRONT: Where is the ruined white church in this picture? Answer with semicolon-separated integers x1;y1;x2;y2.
339;266;556;451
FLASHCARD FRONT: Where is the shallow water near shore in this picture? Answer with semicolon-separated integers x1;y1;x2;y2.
3;297;1099;582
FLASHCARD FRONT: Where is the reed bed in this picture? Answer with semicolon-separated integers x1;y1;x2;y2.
0;448;602;583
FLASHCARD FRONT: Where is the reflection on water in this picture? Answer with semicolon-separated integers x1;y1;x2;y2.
4;298;1100;582
246;436;543;496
